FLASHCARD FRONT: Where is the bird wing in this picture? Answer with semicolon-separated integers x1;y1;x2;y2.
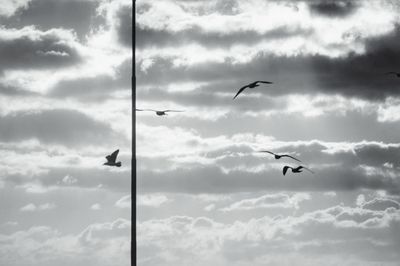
281;155;302;162
233;85;249;99
299;166;314;174
107;149;119;163
163;110;184;112
385;72;397;75
259;150;275;156
135;108;144;111
256;81;273;84
282;166;291;176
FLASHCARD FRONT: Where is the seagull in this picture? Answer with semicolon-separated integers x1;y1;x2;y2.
233;81;273;100
259;151;301;162
385;72;400;77
282;165;314;176
103;149;121;167
136;109;184;116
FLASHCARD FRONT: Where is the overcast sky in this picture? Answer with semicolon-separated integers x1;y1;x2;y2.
0;0;131;265
136;1;400;265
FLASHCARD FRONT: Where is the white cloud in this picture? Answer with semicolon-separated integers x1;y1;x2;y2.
204;203;216;212
20;202;56;212
136;0;400;64
138;194;169;207
115;195;131;208
220;193;311;212
62;175;78;185
138;202;400;265
0;219;130;266
90;203;102;210
0;0;31;17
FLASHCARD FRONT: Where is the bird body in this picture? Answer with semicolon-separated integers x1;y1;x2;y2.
259;151;301;162
233;80;273;99
282;165;314;175
104;149;122;167
136;109;184;116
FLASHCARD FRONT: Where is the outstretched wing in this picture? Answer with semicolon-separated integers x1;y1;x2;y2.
283;166;291;176
281;154;302;162
385;72;397;75
256;81;273;84
233;85;249;99
163;110;184;112
135;108;144;111
259;150;275;156
107;149;119;163
299;166;314;174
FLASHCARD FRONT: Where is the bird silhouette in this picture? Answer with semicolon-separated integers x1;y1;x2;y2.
282;165;314;175
136;109;184;116
233;81;273;99
104;149;121;167
259;151;301;162
385;72;400;77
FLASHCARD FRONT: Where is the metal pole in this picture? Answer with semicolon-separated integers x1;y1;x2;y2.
132;0;136;264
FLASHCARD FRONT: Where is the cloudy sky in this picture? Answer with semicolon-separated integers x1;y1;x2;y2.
0;0;131;265
136;0;400;265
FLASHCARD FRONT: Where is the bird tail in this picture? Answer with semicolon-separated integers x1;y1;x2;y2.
116;162;121;167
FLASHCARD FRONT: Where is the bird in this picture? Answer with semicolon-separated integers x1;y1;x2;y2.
233;81;273;100
259;151;301;162
385;72;400;77
136;109;184;116
282;166;314;176
103;149;121;167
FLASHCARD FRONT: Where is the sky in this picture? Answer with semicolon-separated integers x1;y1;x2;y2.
136;1;400;265
0;0;132;265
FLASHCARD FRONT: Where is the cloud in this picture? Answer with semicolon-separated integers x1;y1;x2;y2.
61;175;78;185
97;0;132;47
0;109;122;146
138;194;169;207
49;58;131;100
220;193;311;212
137;24;400;100
90;203;101;210
20;202;56;211
0;219;130;266
0;26;82;73
2;0;101;40
308;0;359;17
115;195;131;208
0;0;31;17
138;204;400;265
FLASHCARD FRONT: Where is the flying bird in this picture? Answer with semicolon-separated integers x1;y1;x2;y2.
136;109;184;116
103;149;121;167
282;165;314;176
233;81;273;100
259;151;301;162
385;72;400;77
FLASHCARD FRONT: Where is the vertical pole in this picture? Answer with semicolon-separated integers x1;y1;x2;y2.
132;0;136;265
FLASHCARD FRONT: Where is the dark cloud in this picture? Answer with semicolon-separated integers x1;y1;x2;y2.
0;29;81;73
0;109;122;146
362;198;400;211
0;0;101;40
137;25;400;100
49;58;131;100
117;5;132;47
138;165;400;194
0;84;38;96
137;84;281;110
136;25;313;49
138;111;400;144
309;0;359;17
